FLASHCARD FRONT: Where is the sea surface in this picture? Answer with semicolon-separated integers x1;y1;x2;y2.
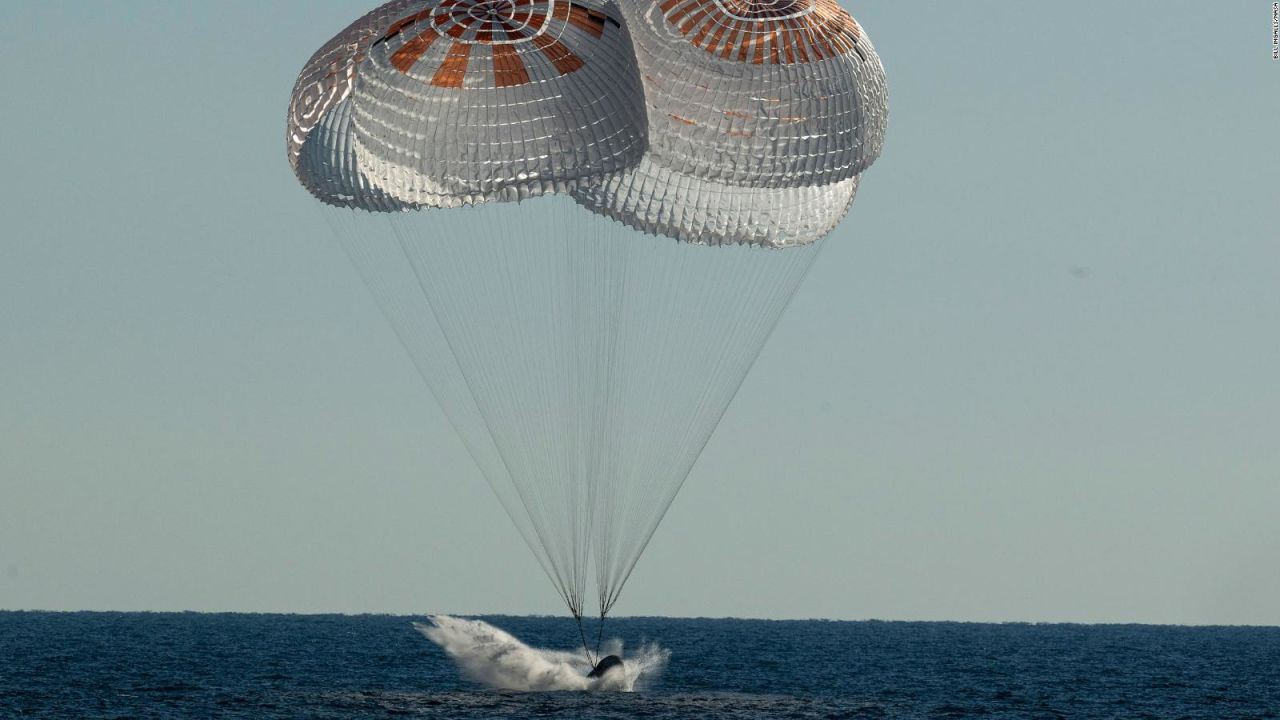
2;612;1278;719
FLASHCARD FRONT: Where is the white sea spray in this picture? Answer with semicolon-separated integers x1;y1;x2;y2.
415;615;668;692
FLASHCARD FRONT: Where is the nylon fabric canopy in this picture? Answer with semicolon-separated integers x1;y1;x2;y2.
289;0;647;209
572;0;888;247
613;0;887;188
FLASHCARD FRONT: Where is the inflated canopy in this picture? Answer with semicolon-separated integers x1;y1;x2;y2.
573;155;860;247
615;0;887;187
289;0;647;209
571;0;887;247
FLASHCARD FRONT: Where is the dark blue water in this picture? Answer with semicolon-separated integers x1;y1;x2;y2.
2;612;1278;718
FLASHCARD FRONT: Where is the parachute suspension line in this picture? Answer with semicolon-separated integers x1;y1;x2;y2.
392;207;587;618
594;611;606;661
325;210;559;582
555;197;629;625
329;197;824;624
325;207;576;614
591;235;825;617
575;612;596;669
388;201;634;620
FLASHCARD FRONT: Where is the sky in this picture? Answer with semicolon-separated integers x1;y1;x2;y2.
1;1;1277;625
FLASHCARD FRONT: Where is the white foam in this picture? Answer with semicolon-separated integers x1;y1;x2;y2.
415;615;668;692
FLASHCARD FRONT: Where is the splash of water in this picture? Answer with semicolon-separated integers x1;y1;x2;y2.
415;615;668;692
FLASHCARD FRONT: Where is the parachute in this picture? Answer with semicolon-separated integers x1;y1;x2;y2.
572;0;887;246
287;0;887;657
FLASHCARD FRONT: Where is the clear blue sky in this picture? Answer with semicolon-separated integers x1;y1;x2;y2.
2;1;1277;624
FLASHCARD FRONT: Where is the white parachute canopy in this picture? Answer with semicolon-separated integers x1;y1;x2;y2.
573;0;887;247
287;0;888;623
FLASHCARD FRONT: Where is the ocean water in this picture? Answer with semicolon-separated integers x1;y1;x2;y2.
2;612;1278;719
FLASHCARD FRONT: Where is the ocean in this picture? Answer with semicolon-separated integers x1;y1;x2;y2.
2;612;1278;719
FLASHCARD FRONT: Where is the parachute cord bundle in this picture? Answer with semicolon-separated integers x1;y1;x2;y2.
576;612;595;668
326;198;820;625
